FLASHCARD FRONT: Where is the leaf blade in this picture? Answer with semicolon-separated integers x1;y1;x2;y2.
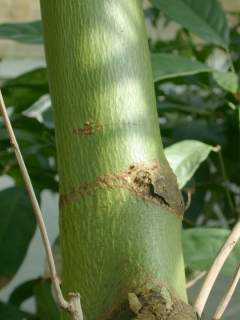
0;187;36;289
151;53;212;82
151;0;229;48
34;280;60;320
183;228;240;275
165;140;214;189
9;278;40;307
1;68;48;112
0;20;43;44
213;71;239;94
0;301;31;320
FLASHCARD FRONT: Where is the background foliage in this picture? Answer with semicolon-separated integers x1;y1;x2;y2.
0;0;239;318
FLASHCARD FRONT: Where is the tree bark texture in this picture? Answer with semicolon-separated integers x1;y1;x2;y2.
40;1;197;319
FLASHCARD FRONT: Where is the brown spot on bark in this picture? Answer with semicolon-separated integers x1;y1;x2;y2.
127;286;198;320
73;120;102;135
102;283;198;320
60;160;184;217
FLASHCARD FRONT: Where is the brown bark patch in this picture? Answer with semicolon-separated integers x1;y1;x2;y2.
127;287;198;320
73;120;103;135
103;285;198;320
60;160;184;217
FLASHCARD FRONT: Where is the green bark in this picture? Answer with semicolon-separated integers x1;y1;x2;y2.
40;1;196;319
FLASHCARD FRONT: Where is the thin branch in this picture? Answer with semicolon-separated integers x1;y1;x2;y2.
184;188;193;211
212;263;240;320
194;220;240;317
0;91;83;320
186;271;206;289
68;293;84;320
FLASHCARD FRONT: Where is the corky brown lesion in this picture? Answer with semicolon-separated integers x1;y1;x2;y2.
103;284;199;320
127;162;184;215
60;160;184;217
128;286;199;320
133;170;170;207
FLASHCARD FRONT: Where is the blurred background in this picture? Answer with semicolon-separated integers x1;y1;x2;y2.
0;0;43;81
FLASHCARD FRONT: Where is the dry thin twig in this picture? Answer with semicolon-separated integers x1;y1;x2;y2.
212;263;240;320
186;271;206;289
0;91;83;320
194;220;240;317
184;188;193;211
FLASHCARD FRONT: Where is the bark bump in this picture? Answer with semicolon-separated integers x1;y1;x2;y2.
127;286;198;320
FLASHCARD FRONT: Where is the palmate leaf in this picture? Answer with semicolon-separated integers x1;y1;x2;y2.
151;0;229;49
151;53;212;82
0;187;36;289
0;20;43;44
165;140;214;189
183;228;240;275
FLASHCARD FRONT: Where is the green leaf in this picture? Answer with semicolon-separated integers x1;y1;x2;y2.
0;187;36;289
9;278;40;307
0;301;31;320
0;20;43;44
34;280;60;320
151;0;229;49
0;115;52;143
1;68;48;112
213;71;239;94
23;94;54;128
165;140;214;189
152;53;212;82
183;228;240;275
9;278;59;320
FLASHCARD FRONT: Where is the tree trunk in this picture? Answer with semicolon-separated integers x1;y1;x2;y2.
40;1;197;319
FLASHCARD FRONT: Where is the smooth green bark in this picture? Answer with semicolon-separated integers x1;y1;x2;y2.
40;1;190;319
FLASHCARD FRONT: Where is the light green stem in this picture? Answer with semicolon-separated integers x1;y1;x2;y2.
40;1;191;319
